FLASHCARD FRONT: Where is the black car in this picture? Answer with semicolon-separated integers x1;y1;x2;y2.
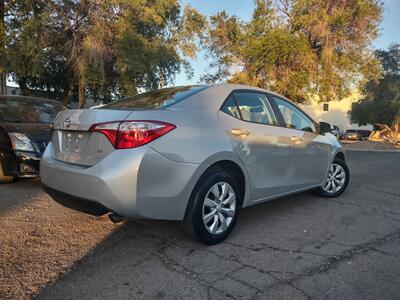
343;129;371;141
0;96;67;183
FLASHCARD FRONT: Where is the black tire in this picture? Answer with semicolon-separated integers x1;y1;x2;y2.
182;170;242;245
315;157;349;198
0;162;14;184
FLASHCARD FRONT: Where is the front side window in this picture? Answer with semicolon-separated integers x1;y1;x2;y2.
232;92;277;125
273;97;316;133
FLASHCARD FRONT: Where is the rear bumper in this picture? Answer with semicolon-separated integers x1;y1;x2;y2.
43;184;110;215
40;143;199;220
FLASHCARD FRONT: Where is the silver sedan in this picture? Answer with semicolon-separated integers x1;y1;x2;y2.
41;84;350;244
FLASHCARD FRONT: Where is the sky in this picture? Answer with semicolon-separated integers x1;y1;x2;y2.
175;0;400;86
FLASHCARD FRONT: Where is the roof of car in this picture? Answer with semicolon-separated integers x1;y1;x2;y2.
210;83;285;98
0;95;64;106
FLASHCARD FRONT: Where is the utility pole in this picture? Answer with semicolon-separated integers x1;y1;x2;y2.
0;0;6;95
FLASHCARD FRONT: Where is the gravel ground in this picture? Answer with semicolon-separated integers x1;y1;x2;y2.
1;151;400;299
0;179;119;299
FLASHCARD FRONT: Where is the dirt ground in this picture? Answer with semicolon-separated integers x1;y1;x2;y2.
0;179;119;299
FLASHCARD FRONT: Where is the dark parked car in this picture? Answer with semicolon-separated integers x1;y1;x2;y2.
0;96;67;183
343;129;371;141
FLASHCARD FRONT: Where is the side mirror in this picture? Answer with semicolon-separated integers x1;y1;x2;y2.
319;122;331;134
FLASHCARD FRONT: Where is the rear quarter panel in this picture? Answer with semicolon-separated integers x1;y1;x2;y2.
139;108;232;163
124;103;253;207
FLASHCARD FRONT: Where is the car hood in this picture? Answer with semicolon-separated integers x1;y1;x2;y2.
2;122;52;142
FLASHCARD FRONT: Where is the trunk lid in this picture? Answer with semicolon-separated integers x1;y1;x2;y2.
51;109;132;166
53;109;132;131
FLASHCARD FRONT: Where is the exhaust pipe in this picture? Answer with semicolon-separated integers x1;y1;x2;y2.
108;213;124;223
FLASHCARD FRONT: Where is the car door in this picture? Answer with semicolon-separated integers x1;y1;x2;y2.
270;96;330;189
218;91;294;200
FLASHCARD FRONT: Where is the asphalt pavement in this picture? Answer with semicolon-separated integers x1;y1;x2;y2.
1;151;399;299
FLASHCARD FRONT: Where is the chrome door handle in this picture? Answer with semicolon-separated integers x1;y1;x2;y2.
230;128;250;137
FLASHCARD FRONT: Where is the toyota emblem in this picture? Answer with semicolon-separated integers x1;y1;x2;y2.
64;117;72;128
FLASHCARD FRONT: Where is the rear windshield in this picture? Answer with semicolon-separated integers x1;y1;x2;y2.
0;98;67;123
346;130;356;133
104;86;207;110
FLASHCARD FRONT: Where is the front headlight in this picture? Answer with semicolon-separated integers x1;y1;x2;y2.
8;133;35;152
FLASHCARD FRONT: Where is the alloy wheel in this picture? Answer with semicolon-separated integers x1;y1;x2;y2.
202;182;236;235
322;163;346;194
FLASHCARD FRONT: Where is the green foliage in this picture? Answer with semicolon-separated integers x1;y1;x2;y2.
350;44;400;127
203;0;383;103
4;0;205;107
375;44;400;75
3;0;384;107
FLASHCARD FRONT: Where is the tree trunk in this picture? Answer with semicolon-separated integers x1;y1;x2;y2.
0;74;5;95
159;67;165;89
18;79;31;96
0;0;6;95
103;88;111;103
78;78;85;109
63;81;74;107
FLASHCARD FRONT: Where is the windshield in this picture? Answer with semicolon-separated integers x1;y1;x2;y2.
104;86;207;110
0;98;67;123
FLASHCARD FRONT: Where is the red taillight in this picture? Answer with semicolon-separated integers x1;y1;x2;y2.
89;121;176;149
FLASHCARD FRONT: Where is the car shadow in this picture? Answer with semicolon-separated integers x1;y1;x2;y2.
36;189;324;299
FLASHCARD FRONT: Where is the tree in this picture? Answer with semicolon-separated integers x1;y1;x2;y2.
350;44;400;144
5;0;73;99
4;0;205;107
203;0;382;104
0;0;5;94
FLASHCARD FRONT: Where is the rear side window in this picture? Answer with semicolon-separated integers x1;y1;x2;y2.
233;92;277;125
104;86;207;110
221;96;241;119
